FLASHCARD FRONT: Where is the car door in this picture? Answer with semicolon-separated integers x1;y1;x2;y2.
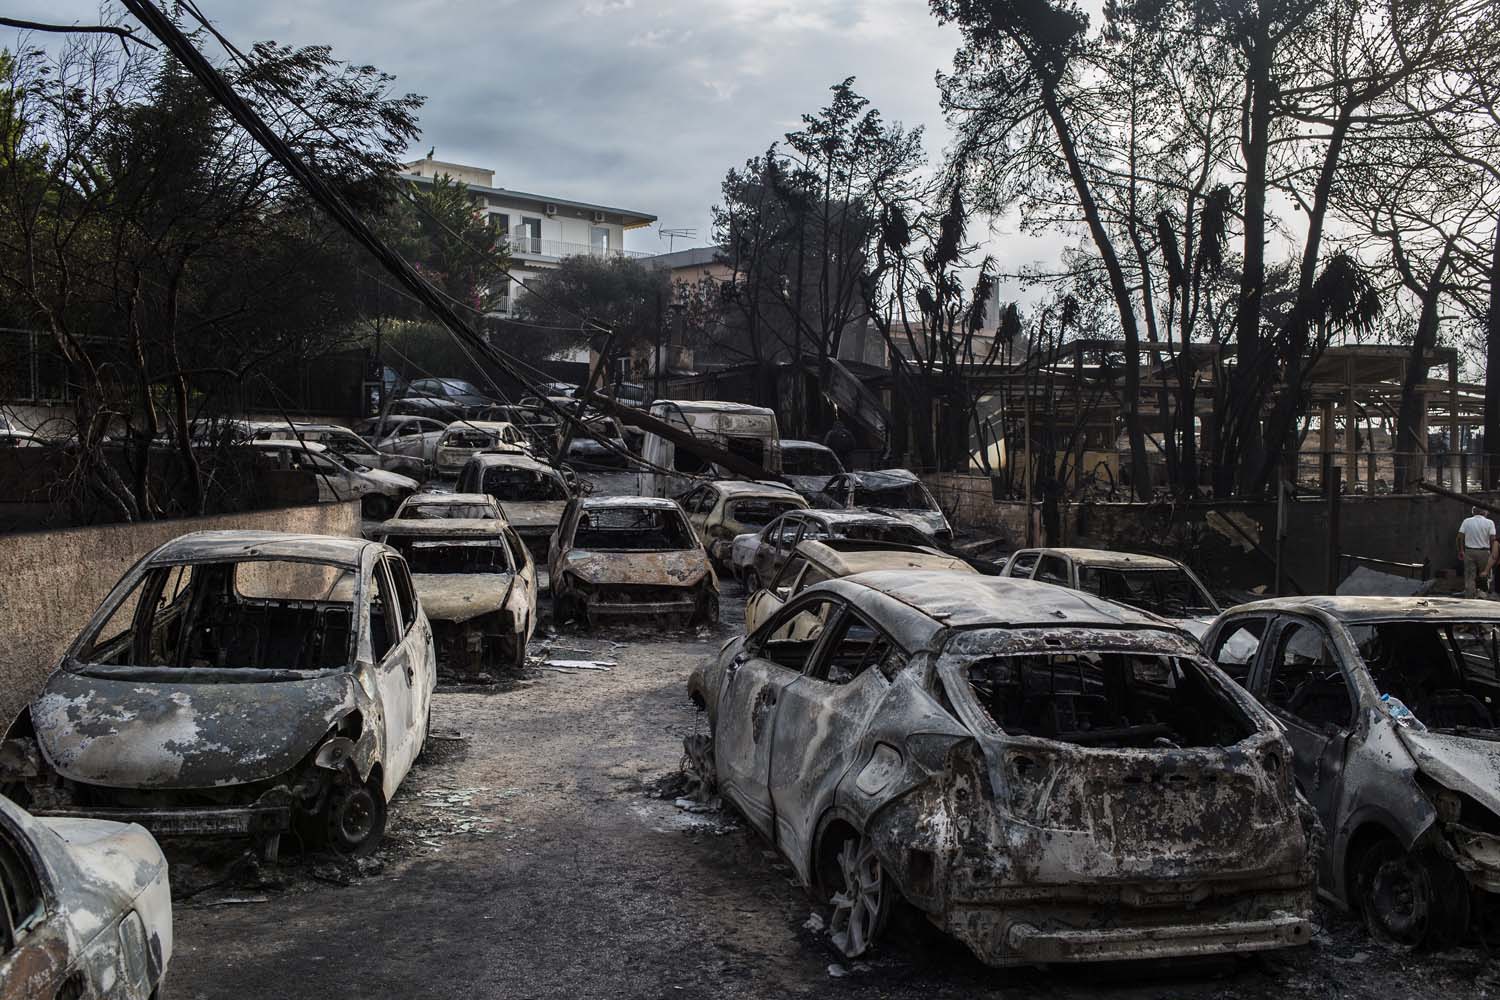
767;608;905;879
502;524;538;628
752;514;796;584
0;821;69;999
715;594;842;840
1252;615;1355;865
1003;549;1041;578
368;557;422;797
746;554;809;635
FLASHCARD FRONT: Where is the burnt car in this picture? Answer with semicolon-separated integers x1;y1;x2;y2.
745;539;977;634
376;517;537;673
1203;596;1500;947
688;571;1316;965
1003;548;1221;641
549;497;719;628
393;491;503;521
676;480;808;572
1;531;437;861
0;793;172;1000
821;469;953;546
456;453;574;561
779;439;845;498
744;508;934;591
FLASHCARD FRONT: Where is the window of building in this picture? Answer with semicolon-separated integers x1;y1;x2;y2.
590;227;610;255
492;212;510;237
521;217;542;253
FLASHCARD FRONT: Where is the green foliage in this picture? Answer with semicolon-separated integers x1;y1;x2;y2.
511;254;669;359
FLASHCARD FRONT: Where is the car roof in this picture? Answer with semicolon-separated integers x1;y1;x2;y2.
1017;547;1185;570
1223;595;1500;624
401;492;495;506
711;480;804;499
781;439;834;452
800;508;908;526
650;400;773;415
246;438;329;454
377;518;506;538
797;539;975;577
146;530;375;568
844;468;921;486
443;420;514;432
825;570;1178;630
467;453;556;474
581;496;680;511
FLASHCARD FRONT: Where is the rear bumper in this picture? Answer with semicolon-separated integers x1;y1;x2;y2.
587;598;696;616
34;803;290;839
1002;912;1311;964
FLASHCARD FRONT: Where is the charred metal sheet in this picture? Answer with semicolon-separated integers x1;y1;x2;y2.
693;572;1315;966
32;670;359;789
411;573;512;624
561;549;709;588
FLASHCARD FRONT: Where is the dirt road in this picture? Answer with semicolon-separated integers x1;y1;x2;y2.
167;583;1500;999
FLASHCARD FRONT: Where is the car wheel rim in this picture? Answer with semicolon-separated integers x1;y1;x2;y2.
830;835;883;958
1369;854;1430;944
339;789;375;844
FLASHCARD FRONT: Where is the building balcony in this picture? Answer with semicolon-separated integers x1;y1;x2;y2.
502;235;649;262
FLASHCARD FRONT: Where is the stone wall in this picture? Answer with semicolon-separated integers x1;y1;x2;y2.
0;501;361;728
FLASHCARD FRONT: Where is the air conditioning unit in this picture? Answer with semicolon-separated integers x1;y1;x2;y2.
591;211;606;224
544;203;559;216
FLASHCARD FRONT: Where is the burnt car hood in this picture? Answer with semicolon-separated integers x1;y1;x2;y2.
499;501;567;530
1398;727;1500;817
872;507;950;539
786;474;834;495
33;667;358;789
559;547;710;588
411;572;513;623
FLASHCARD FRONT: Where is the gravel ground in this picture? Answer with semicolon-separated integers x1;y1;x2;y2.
163;577;1500;999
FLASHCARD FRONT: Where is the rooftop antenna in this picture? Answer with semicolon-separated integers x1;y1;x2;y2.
659;226;697;253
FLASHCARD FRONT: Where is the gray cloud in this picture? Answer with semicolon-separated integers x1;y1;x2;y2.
10;1;1055;298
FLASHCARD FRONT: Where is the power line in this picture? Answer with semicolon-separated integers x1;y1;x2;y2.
119;0;641;469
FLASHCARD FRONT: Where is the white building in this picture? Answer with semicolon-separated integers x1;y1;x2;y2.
398;156;657;319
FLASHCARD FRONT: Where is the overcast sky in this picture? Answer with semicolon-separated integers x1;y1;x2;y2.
8;2;1012;253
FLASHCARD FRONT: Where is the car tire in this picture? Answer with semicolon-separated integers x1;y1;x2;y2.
746;570;762;594
1354;836;1469;949
323;777;388;858
827;828;892;959
362;494;393;521
507;627;528;670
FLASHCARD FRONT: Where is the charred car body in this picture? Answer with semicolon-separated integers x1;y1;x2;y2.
0;794;172;1000
744;509;934;591
821;469;953;547
2;531;437;861
456;453;573;562
549;497;719;628
689;571;1315;965
1204;596;1500;947
376;517;537;673
1003;548;1221;641
744;538;977;634
676;480;808;573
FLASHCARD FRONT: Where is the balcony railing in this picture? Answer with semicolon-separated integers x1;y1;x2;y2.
502;234;648;260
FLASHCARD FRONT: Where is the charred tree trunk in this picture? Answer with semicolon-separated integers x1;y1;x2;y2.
1485;214;1500;488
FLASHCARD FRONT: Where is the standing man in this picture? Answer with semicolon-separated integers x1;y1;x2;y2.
824;416;856;473
1458;505;1497;598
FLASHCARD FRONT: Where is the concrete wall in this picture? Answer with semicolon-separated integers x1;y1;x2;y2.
0;501;361;729
923;474;1037;546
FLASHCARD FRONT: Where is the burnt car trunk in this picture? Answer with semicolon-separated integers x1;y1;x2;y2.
886;629;1314;964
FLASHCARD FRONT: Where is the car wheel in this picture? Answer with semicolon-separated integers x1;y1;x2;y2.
362;494;393;520
1355;837;1469;949
418;706;432;760
323;777;388;857
694;591;720;626
746;570;762;593
828;829;892;959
